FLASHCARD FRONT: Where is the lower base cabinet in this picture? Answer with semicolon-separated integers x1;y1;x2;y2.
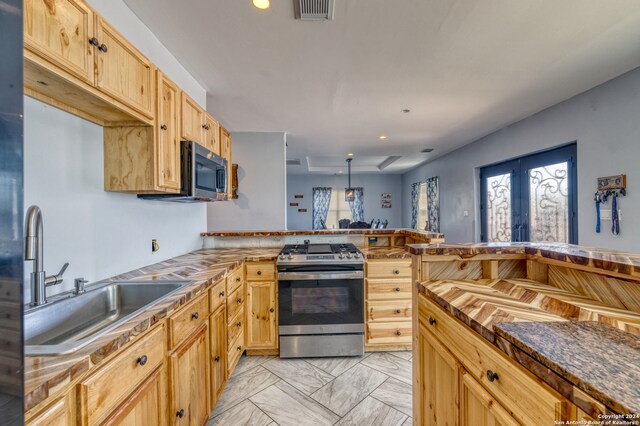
460;371;519;426
26;391;76;426
170;324;210;426
210;305;227;407
102;366;167;426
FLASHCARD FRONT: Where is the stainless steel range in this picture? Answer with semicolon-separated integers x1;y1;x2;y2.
277;243;364;358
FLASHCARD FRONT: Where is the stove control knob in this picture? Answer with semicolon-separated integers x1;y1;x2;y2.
354;252;361;258
279;255;285;260
287;254;294;260
346;252;352;259
338;253;345;259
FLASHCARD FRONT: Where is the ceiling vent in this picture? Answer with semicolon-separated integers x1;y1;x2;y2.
421;148;434;153
286;159;302;166
294;0;335;20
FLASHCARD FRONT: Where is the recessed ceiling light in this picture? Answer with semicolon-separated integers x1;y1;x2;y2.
347;153;353;156
253;0;270;9
379;135;387;140
402;109;410;113
338;170;343;174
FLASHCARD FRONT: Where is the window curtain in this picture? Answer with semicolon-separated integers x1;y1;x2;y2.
426;177;440;232
411;182;421;229
348;188;364;222
312;187;332;229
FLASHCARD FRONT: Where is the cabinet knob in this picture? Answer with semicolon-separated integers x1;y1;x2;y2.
176;409;185;418
237;346;242;351
192;312;199;320
237;322;242;327
203;124;209;130
236;277;241;282
257;270;262;275
393;270;400;275
269;308;275;313
89;37;99;46
219;291;225;297
395;287;401;292
428;316;436;326
98;43;108;53
395;309;401;314
395;330;402;336
214;356;220;362
160;124;167;130
237;298;242;304
486;370;499;382
136;355;148;366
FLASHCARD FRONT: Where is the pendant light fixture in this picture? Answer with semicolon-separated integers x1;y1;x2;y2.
345;158;355;202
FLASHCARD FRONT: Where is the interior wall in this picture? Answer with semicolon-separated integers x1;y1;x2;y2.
402;66;640;251
23;0;209;302
287;174;403;230
207;132;287;231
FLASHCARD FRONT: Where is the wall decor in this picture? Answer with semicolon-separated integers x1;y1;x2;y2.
294;194;304;199
298;208;307;213
289;202;299;207
597;174;626;191
426;177;440;232
381;192;392;209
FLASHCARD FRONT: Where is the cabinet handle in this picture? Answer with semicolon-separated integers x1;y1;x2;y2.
98;43;108;53
89;37;99;46
136;355;148;366
203;124;209;130
236;277;241;282
219;291;225;297
237;298;242;304
257;270;262;276
269;308;275;313
214;356;220;362
237;322;242;327
237;346;242;351
428;316;436;326
395;309;401;314
486;370;499;382
192;312;199;320
393;270;400;275
395;287;401;292
176;409;185;418
395;330;402;336
160;124;167;130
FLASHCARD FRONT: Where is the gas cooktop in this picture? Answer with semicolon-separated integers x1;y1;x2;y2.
277;243;363;264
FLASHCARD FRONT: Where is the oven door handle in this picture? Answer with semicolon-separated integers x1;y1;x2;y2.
277;271;364;280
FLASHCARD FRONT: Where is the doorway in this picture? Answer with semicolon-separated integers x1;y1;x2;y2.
480;144;578;244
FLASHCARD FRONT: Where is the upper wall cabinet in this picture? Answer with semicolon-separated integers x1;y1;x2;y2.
205;114;221;155
181;92;205;144
24;0;95;85
156;72;181;191
94;17;155;120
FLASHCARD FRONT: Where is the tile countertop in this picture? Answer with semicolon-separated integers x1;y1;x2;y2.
418;278;640;415
24;244;411;411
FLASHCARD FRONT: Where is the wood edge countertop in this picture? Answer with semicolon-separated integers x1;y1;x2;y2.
200;228;445;240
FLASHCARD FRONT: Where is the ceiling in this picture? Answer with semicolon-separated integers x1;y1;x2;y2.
124;0;640;174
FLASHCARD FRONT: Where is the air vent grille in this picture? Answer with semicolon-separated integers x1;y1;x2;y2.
295;0;335;20
287;159;302;166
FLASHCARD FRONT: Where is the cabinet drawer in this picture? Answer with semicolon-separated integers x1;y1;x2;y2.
227;285;245;322
419;296;570;426
227;306;245;349
366;259;411;279
209;279;226;313
367;300;412;322
168;293;209;349
227;329;245;376
246;261;276;281
226;267;244;295
80;325;164;425
366;279;412;300
366;321;412;345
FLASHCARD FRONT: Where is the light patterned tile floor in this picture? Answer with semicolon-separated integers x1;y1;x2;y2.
207;352;413;426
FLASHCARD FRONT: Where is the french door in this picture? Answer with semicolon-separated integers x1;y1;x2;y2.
480;144;577;244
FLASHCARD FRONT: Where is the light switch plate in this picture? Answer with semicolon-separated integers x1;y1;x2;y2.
600;209;612;220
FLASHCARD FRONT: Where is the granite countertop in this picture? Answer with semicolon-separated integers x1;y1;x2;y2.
407;242;640;279
201;228;445;241
418;278;640;415
495;321;640;415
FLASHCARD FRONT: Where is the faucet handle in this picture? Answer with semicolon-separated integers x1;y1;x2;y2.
57;262;69;277
74;277;88;294
45;262;69;287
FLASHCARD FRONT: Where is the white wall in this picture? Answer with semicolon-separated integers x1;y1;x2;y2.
402;66;640;251
23;0;209;302
287;174;403;230
207;132;287;231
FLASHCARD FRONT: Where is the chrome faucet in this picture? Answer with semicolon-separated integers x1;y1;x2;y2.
25;205;69;306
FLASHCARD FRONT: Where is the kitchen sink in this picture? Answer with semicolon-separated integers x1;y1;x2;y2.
24;281;190;356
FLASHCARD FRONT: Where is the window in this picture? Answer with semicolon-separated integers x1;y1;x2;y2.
416;182;427;230
325;189;352;229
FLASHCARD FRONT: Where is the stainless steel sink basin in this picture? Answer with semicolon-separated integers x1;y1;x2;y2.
25;281;190;356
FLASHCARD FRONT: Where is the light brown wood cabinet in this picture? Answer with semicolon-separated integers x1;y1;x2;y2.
181;92;205;144
170;324;210;426
246;281;278;349
226;266;246;374
460;371;519;426
94;17;154;119
220;126;233;198
156;71;181;191
26;391;75;426
205;114;221;155
210;304;227;407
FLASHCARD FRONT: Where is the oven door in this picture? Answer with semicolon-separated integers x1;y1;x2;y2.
278;270;364;335
191;142;227;198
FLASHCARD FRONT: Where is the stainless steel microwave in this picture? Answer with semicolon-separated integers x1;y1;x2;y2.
139;141;228;202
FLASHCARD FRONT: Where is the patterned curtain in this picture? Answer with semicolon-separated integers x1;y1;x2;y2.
411;182;421;229
348;188;364;222
426;177;440;232
312;187;332;229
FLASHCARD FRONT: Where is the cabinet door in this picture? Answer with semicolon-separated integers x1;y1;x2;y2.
220;126;232;197
102;366;167;426
205;114;221;155
95;17;154;118
180;92;205;144
24;0;94;84
27;391;75;426
246;281;277;349
170;324;210;426
156;71;181;191
460;372;519;426
210;306;227;406
420;324;459;426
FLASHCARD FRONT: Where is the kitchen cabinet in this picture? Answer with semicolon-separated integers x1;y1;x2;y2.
246;281;278;349
24;0;94;85
170;324;210;426
181;92;206;144
210;304;227;407
205;114;221;155
226;266;246;373
460;371;519;426
26;390;75;426
156;71;181;191
101;366;167;426
94;16;154;119
220;126;233;198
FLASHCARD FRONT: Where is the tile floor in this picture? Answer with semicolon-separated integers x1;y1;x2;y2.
207;351;413;426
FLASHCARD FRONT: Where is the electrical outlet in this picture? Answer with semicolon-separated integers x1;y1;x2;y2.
463;210;469;217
